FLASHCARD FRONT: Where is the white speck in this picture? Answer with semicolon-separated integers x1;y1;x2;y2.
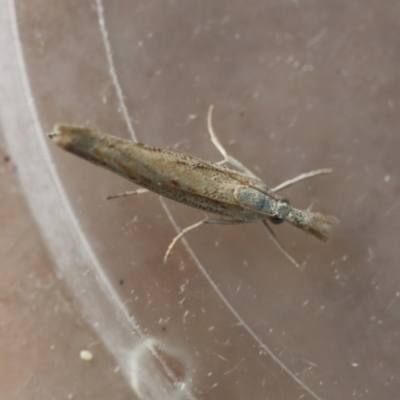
287;55;295;64
388;99;394;108
351;362;359;367
367;247;375;262
342;255;348;261
384;174;391;183
138;40;143;47
306;27;328;47
80;350;93;361
147;31;154;39
234;33;241;40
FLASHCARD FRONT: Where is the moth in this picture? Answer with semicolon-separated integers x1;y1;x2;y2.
49;106;338;266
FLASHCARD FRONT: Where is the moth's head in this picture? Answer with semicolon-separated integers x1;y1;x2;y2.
269;198;290;225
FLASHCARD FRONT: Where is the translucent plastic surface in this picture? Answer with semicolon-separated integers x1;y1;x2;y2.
1;1;400;399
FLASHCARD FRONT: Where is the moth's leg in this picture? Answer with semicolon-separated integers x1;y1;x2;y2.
164;219;206;263
164;217;249;263
204;218;250;225
272;169;332;193
106;188;149;200
207;105;257;178
262;221;300;268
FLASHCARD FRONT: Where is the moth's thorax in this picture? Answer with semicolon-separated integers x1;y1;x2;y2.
233;185;289;219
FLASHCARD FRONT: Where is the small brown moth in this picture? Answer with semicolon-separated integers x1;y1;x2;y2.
49;106;338;267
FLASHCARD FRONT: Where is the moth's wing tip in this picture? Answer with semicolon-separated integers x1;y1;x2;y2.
48;124;86;149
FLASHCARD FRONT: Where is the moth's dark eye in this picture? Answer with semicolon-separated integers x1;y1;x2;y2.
269;217;285;225
269;198;290;225
270;216;285;225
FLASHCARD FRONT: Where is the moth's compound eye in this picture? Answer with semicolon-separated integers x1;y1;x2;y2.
269;216;285;225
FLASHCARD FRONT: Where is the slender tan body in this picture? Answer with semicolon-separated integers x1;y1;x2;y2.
51;125;279;220
49;106;338;266
50;125;337;242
